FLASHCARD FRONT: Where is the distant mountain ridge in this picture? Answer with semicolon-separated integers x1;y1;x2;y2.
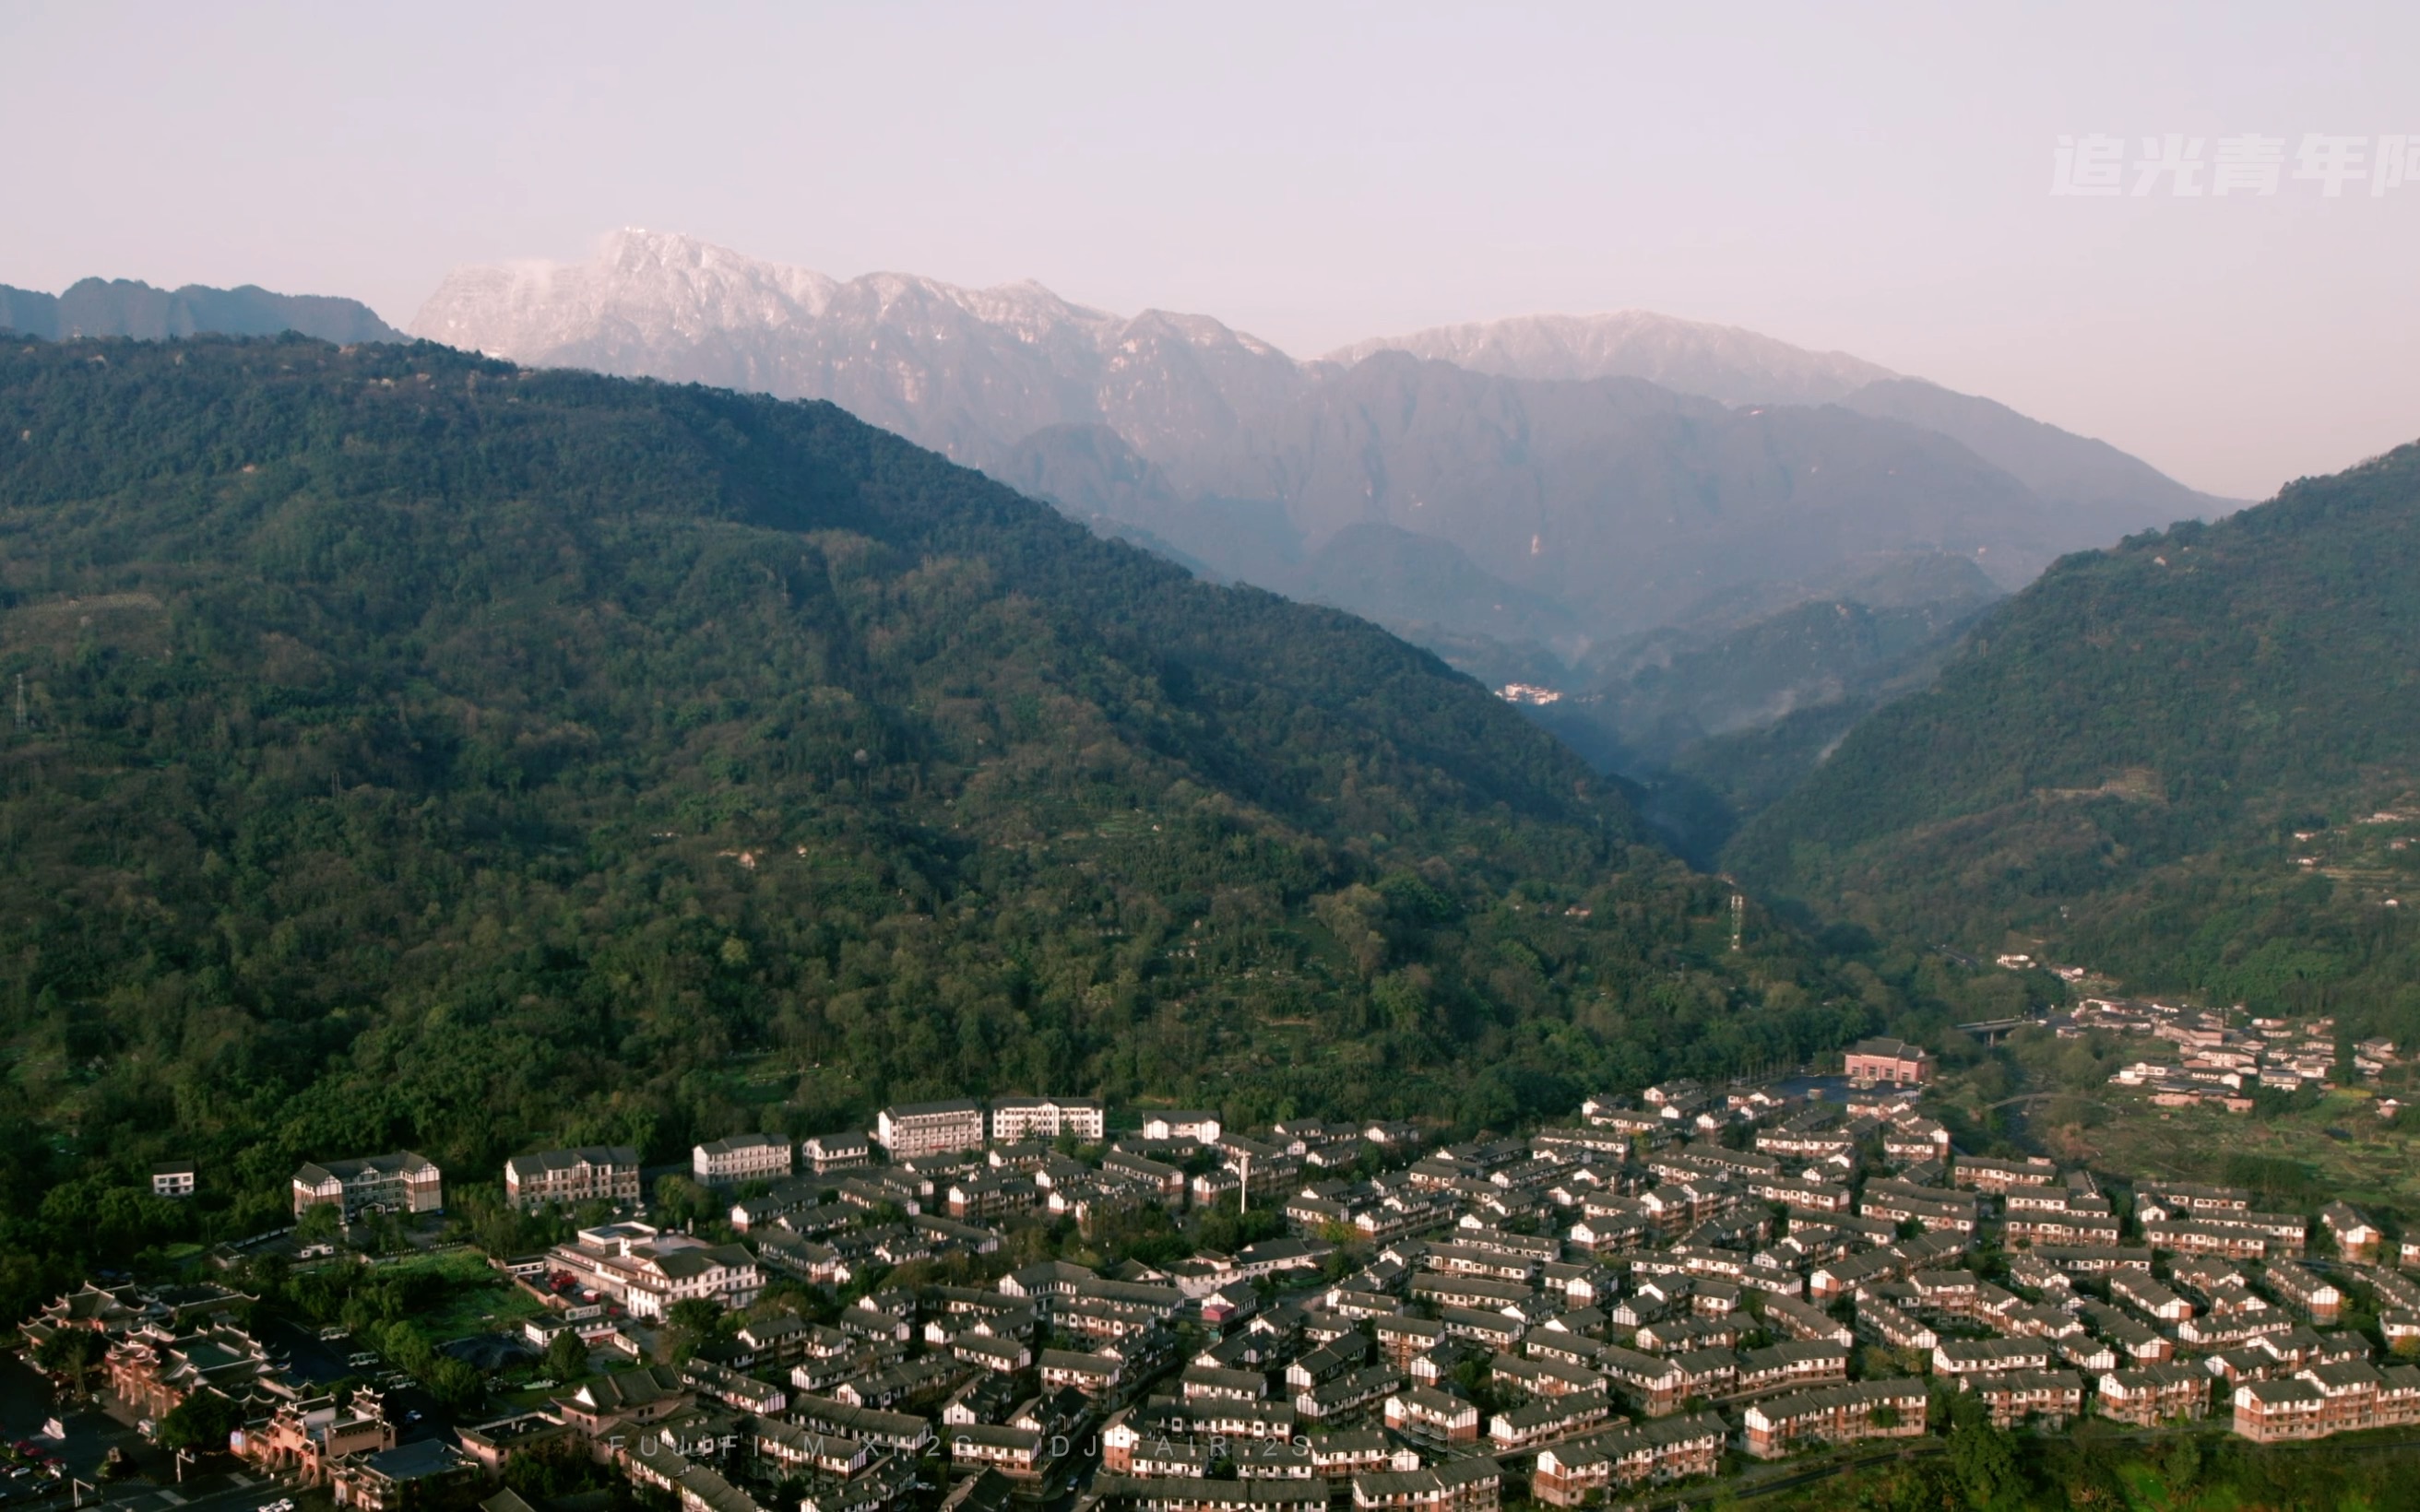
1324;311;1898;406
412;229;1310;467
409;230;2234;792
1837;378;2228;536
0;278;400;344
412;236;2225;615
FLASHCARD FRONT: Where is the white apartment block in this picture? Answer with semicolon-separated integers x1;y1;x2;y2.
991;1096;1106;1144
801;1133;872;1173
877;1100;987;1158
1141;1111;1223;1143
545;1222;762;1319
694;1133;794;1187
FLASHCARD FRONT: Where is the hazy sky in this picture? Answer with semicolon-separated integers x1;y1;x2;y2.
3;1;2414;499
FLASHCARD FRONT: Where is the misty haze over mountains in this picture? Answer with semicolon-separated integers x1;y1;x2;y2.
409;230;2233;780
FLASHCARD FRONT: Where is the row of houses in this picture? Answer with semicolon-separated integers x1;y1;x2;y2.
96;1024;2420;1512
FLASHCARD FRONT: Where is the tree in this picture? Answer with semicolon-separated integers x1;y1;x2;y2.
544;1327;590;1382
2161;1435;2203;1498
652;1176;714;1231
1948;1414;2019;1507
158;1390;244;1452
425;1357;484;1413
664;1298;726;1336
504;1435;614;1500
658;1297;732;1366
35;1329;104;1395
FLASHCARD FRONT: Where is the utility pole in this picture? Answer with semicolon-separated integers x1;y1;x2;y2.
1238;1152;1249;1214
14;673;24;733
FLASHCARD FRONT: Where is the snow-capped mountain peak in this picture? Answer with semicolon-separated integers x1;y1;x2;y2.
1323;310;1897;407
409;230;1286;462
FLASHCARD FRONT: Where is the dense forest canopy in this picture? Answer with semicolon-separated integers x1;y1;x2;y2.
1731;441;2420;1037
0;335;1952;1299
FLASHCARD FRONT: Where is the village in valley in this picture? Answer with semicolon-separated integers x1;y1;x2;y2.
17;1007;2420;1512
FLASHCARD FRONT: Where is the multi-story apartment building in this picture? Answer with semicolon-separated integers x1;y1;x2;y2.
1933;1340;2053;1377
544;1223;762;1319
504;1146;642;1212
991;1096;1106;1144
1953;1155;2058;1193
1485;1389;1612;1452
2107;1271;2194;1324
801;1133;872;1173
1091;1477;1330;1512
1961;1369;2084;1428
2098;1363;2211;1426
877;1099;987;1158
1741;1380;1929;1459
2322;1201;2384;1261
1383;1387;1481;1443
1347;1459;1501;1512
1140;1111;1223;1143
2233;1377;2328;1441
291;1152;444;1219
150;1162;196;1199
694;1133;793;1187
1529;1414;1725;1505
2143;1220;2273;1260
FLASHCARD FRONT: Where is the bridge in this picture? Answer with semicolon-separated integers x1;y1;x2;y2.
1954;1016;2036;1044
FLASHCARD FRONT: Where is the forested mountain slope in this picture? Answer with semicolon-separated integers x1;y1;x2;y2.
0;336;1904;1287
1729;442;2420;1030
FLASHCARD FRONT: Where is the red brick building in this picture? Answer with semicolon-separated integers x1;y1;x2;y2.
1844;1038;1933;1086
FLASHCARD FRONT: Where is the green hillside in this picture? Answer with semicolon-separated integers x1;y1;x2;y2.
0;336;1902;1291
1729;441;2420;1033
